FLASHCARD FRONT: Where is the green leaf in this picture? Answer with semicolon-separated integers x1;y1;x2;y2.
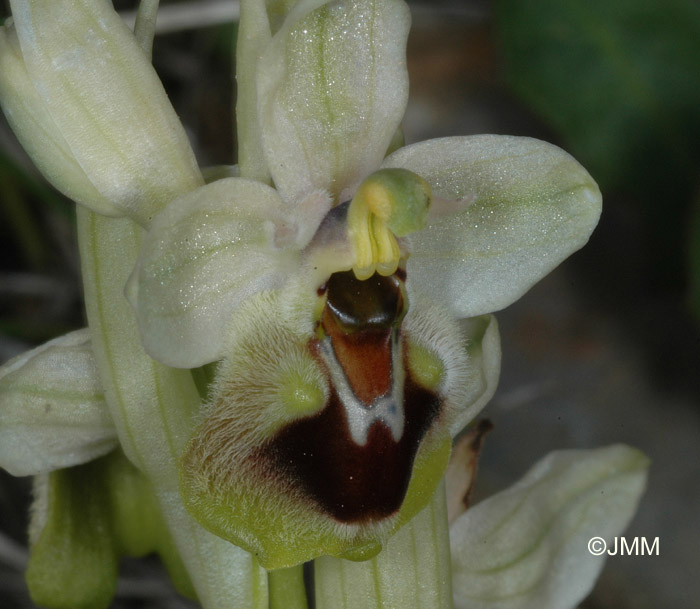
78;208;268;609
26;450;197;607
315;482;453;609
103;451;197;600
269;565;309;609
494;0;700;202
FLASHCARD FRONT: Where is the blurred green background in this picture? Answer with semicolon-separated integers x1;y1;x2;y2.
1;1;699;607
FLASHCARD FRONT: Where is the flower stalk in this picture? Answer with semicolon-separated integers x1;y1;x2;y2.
77;209;269;607
315;482;453;609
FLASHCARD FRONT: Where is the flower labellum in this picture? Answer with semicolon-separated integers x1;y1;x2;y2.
180;170;475;568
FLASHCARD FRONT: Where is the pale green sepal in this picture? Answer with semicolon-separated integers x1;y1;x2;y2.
315;482;453;609
128;178;331;367
266;0;298;33
257;0;411;204
0;24;119;218
383;135;602;319
385;126;405;157
450;445;649;609
0;329;117;477
26;461;118;609
8;0;203;226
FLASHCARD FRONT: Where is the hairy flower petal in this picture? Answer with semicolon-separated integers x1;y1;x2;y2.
180;278;499;568
384;135;602;319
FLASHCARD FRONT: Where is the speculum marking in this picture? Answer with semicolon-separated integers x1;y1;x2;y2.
268;374;441;523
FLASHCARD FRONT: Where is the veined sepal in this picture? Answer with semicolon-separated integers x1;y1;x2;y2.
127;178;332;368
3;0;203;225
383;135;602;319
450;445;649;609
257;0;411;204
0;329;117;477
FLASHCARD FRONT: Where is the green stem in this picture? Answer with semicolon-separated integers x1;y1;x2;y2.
314;482;454;609
269;565;309;609
134;0;160;58
77;207;268;608
236;0;272;182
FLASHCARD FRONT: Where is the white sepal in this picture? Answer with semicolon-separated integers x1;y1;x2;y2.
0;23;118;217
257;0;411;204
0;330;117;477
128;178;331;368
7;0;203;225
384;135;602;319
450;445;649;609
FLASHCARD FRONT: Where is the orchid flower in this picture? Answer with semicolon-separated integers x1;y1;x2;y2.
0;1;647;608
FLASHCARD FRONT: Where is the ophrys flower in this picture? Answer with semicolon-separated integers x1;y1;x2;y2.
123;0;602;568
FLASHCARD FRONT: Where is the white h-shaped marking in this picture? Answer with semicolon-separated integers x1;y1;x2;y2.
319;332;405;446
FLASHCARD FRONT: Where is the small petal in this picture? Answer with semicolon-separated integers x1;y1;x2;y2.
128;178;331;368
0;23;118;217
8;0;203;225
257;0;411;204
0;330;117;477
452;314;501;435
450;445;649;609
384;135;602;318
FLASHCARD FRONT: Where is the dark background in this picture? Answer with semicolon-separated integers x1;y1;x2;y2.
1;1;698;607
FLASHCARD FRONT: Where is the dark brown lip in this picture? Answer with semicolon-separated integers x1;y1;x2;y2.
267;361;441;523
263;269;442;523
